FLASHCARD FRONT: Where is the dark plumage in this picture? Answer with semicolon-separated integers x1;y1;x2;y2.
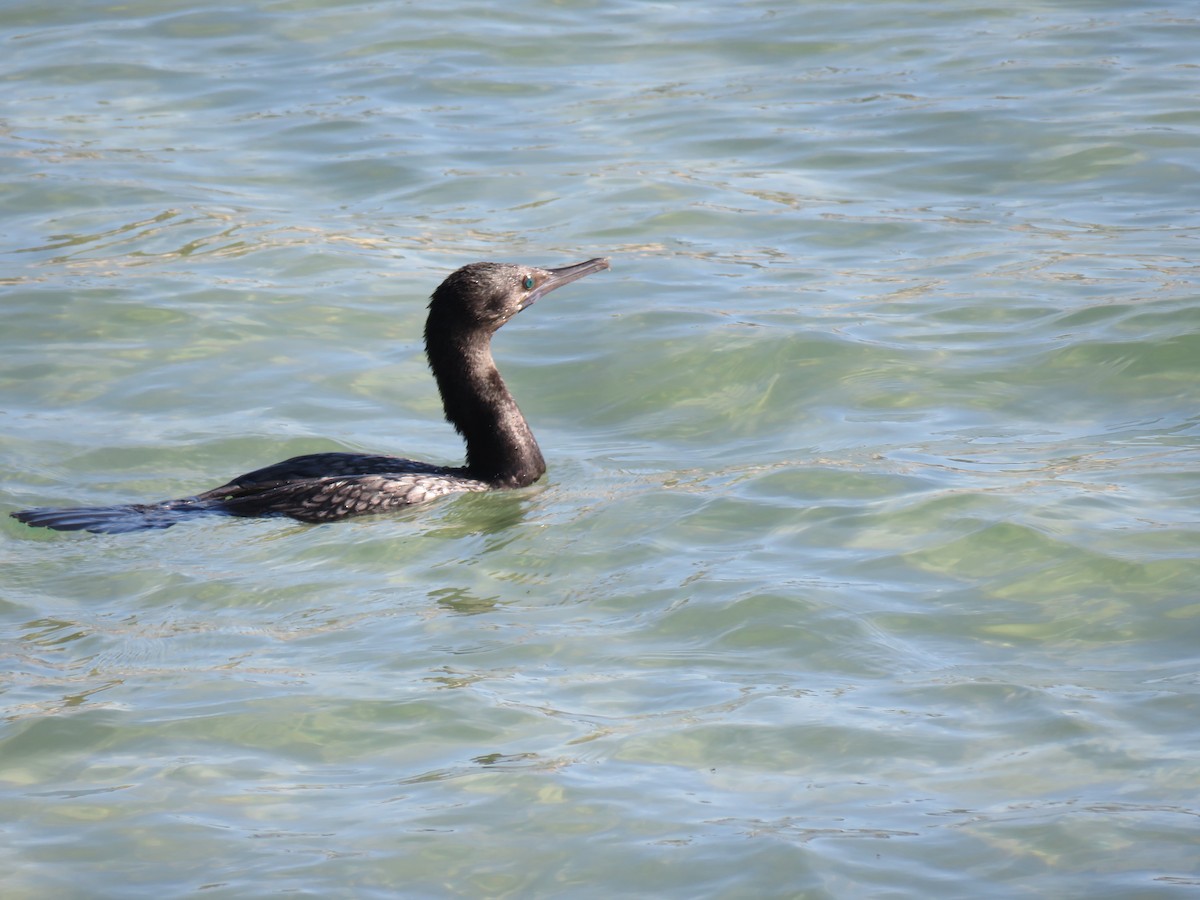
11;258;610;533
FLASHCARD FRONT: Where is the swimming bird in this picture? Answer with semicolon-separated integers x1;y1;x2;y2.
11;257;610;533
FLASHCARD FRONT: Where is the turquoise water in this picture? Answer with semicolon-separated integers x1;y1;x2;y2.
3;0;1199;896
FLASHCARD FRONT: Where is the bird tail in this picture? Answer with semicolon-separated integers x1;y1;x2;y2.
10;497;224;534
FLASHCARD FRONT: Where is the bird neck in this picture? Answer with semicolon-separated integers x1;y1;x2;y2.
426;326;546;488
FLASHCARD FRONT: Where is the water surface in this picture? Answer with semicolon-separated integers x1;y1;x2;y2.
3;1;1199;897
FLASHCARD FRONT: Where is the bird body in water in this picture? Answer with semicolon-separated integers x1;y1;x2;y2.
11;257;610;534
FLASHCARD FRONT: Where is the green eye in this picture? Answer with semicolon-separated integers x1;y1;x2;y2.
523;276;535;290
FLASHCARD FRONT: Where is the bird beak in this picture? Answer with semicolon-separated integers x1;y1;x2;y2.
525;257;610;308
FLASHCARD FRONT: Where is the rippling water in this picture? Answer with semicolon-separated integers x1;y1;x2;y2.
4;1;1199;897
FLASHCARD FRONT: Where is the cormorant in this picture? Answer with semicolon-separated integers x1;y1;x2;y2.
10;257;610;533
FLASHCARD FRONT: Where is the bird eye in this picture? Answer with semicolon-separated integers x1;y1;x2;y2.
522;276;535;290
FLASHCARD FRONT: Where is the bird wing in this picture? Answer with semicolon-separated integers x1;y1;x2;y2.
215;472;488;523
